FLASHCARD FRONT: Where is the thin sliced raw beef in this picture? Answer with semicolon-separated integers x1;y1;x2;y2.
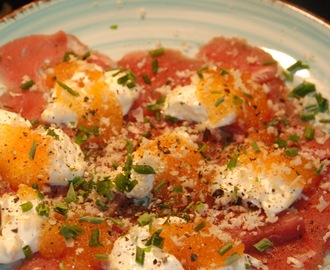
118;49;203;119
198;36;287;102
0;31;113;120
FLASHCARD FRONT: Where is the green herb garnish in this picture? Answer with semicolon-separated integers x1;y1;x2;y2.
22;245;33;259
20;201;33;212
21;80;35;90
59;224;84;240
89;229;104;247
28;140;38;160
253;238;274;252
56;80;79;96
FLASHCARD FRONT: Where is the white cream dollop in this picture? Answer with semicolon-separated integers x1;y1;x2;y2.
0;194;43;264
104;69;141;115
40;126;86;185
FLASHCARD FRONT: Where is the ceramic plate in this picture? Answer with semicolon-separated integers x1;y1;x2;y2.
0;0;329;269
0;0;330;95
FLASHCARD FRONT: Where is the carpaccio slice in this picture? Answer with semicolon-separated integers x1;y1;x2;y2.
0;31;113;120
0;32;329;270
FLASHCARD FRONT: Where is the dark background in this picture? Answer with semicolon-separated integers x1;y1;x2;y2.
0;0;329;21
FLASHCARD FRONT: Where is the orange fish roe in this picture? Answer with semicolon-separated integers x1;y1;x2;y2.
197;68;273;133
238;144;318;190
39;217;120;269
46;61;123;143
0;125;52;189
135;134;211;207
157;219;245;269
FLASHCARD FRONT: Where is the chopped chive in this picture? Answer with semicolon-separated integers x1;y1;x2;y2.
59;262;66;270
154;180;168;192
264;118;280;127
219;67;229;75
198;143;208;153
303;125;315;140
29;140;38;160
281;117;290;127
54;202;69;216
233;95;244;105
194;221;206;232
145;229;164;248
110;24;118;30
79;216;106;224
251;141;260;153
75;133;88;145
36;202;50;217
214;96;225;107
89;229;104;247
300;112;315;122
96;178;114;200
315;162;325;176
262;60;277;66
253;238;274;252
149;48;165;57
56;80;79;96
142;131;152;138
194;201;206;211
94;254;109;260
114;173;138;193
196;66;208;78
173;185;183;193
147;104;161;112
151;59;159;73
30;119;40;126
156;97;166;104
135;246;145;265
142;74;151;84
117;74;129;85
21;80;35;90
320;119;330;123
242;91;253;99
285;147;298;157
126;139;135;154
227;154;238;170
315;93;329;112
123;154;133;177
274;137;287;148
81;51;91;60
109;217;125;227
137;213;154;226
112;162;119;169
95;199;108;211
64;182;78;204
20;201;33;212
288;134;300;142
289;81;315;98
218;242;233;256
22;245;33;260
59;224;84;240
287;60;309;73
165;115;179;123
225;252;240;265
232;186;238;203
132;164;155;174
46;129;59;140
62;51;77;62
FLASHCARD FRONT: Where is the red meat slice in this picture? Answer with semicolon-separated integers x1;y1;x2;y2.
0;31;113;121
117;49;203;120
198;36;287;103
